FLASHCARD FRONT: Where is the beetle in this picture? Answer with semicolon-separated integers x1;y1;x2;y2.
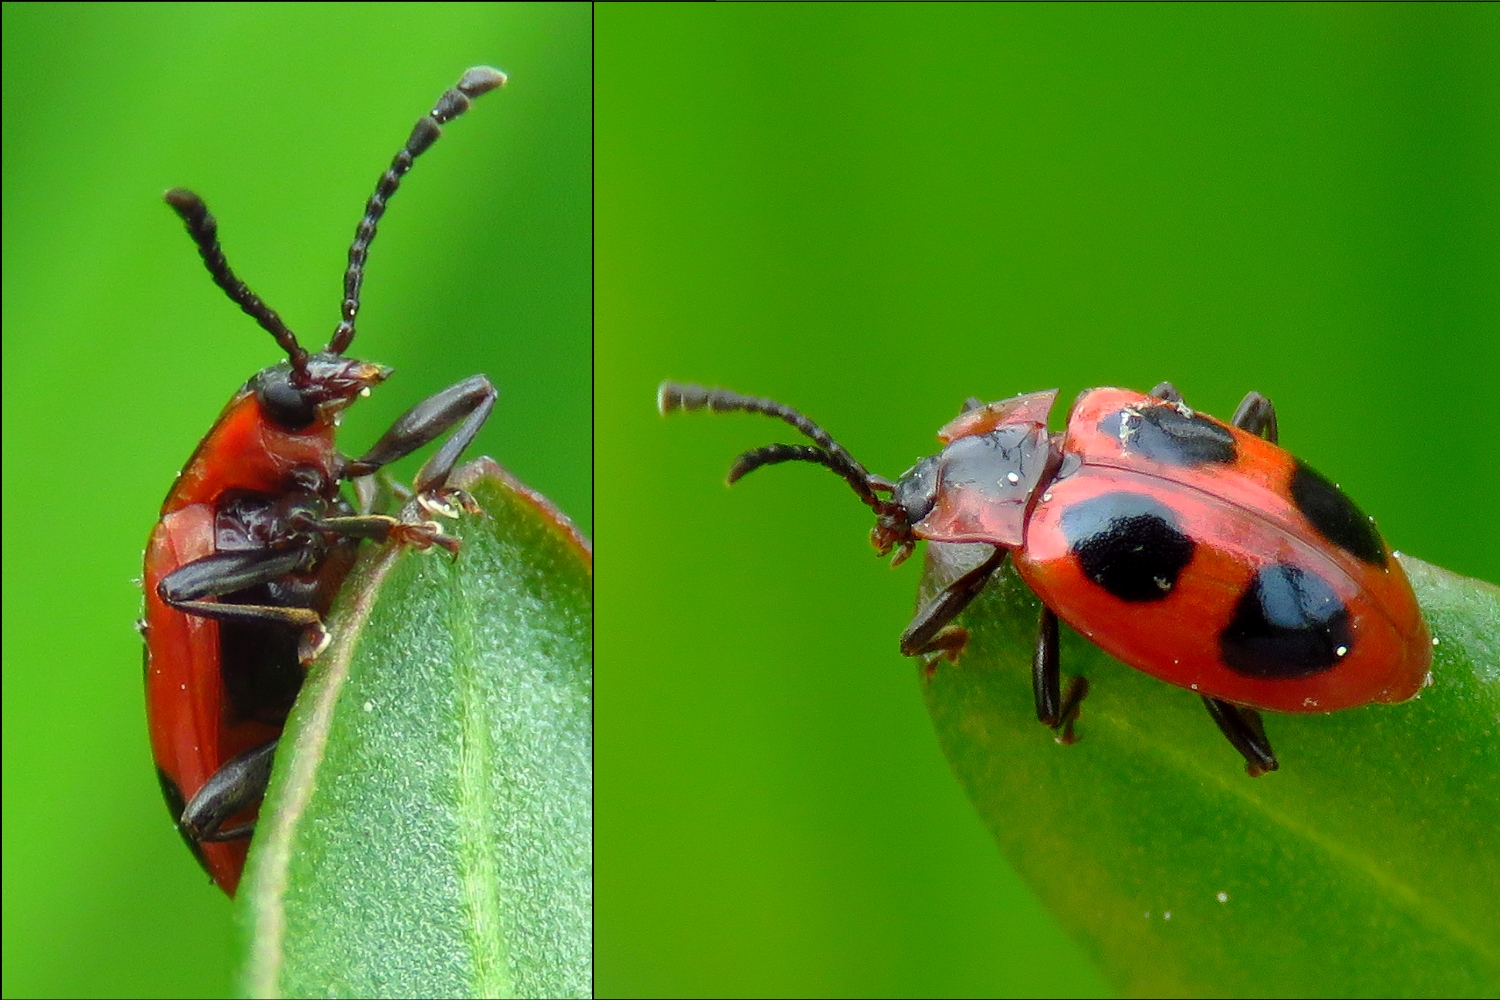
657;380;1432;775
143;67;506;895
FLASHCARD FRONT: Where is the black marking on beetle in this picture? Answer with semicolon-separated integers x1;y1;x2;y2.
1221;562;1353;678
894;454;940;525
1061;492;1197;602
942;428;1040;490
906;427;1050;528
1099;404;1237;466
1289;461;1387;567
156;766;210;868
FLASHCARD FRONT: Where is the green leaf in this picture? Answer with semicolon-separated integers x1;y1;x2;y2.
239;459;592;999
919;546;1499;997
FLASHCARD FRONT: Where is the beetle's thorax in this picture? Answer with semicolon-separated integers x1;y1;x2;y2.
159;355;388;516
878;389;1061;552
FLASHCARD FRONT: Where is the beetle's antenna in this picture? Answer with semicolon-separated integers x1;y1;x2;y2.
658;382;891;512
329;66;507;355
165;189;310;376
727;443;840;484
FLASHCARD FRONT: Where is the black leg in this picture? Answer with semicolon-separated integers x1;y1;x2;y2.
1149;381;1183;403
158;546;348;662
899;548;1006;658
1033;605;1061;725
1232;391;1278;443
342;374;497;494
1033;606;1090;742
179;739;279;842
1202;696;1279;776
1055;676;1090;745
159;549;325;631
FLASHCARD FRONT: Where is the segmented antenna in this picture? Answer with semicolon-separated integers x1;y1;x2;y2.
164;188;310;375
657;382;890;512
329;66;508;354
728;443;839;484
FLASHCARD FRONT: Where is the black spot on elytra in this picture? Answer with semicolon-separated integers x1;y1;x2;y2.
1061;492;1196;602
1098;404;1237;466
156;766;212;874
1221;563;1353;678
1290;461;1387;567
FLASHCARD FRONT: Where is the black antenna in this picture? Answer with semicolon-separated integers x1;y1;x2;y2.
164;188;310;376
727;443;842;484
657;382;890;512
329;65;507;355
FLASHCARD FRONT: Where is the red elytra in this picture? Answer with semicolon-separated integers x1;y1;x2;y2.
143;68;506;895
658;380;1431;775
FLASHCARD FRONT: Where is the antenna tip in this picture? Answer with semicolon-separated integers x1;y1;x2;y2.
657;381;681;414
658;381;712;414
460;66;508;97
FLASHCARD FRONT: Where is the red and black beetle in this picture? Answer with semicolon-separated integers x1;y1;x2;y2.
143;68;506;894
658;380;1432;775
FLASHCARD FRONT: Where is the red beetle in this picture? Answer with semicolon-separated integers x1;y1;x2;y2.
143;67;505;894
658;380;1432;775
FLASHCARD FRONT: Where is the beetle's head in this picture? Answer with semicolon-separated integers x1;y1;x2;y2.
251;352;392;431
658;381;921;566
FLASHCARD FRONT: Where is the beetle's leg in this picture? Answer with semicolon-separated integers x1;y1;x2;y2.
1231;391;1278;444
1148;382;1183;403
342;375;497;495
1033;606;1061;724
900;548;1007;659
160;549;323;630
1202;696;1279;777
1032;606;1090;742
292;510;461;557
351;468;412;518
159;548;331;661
179;740;278;843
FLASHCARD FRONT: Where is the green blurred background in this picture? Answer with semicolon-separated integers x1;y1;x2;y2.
597;5;1497;998
2;4;589;997
8;4;1500;998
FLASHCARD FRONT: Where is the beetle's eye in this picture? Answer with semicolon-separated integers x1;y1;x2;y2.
258;377;317;430
894;455;940;525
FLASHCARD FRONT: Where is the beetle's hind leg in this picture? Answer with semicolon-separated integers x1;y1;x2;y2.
1202;697;1279;776
178;740;279;843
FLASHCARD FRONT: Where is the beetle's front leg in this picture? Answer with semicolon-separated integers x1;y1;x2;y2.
899;548;1007;660
292;510;461;557
342;374;497;496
